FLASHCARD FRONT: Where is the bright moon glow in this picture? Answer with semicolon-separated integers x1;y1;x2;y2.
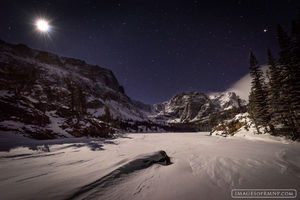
263;29;268;32
36;19;49;32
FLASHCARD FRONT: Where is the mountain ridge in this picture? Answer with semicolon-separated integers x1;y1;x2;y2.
0;40;247;138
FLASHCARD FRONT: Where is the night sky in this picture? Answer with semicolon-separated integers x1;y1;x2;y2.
1;0;299;104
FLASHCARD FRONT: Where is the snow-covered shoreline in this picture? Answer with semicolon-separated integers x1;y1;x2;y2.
1;132;299;200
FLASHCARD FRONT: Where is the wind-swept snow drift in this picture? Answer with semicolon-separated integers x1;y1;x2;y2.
65;150;171;200
0;132;299;200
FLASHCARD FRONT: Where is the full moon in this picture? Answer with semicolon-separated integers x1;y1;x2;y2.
36;19;50;32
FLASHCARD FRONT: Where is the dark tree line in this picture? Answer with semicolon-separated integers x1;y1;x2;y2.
248;11;300;140
64;77;87;116
1;64;37;96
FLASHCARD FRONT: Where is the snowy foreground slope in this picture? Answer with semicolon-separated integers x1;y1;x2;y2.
0;132;299;200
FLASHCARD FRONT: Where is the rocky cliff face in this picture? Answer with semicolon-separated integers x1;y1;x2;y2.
209;92;245;111
0;40;246;139
150;91;246;123
150;92;215;123
0;40;155;139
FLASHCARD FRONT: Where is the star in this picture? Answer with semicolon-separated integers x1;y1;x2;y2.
263;28;268;32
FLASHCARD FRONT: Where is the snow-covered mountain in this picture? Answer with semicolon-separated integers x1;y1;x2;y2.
0;40;247;138
209;91;245;111
149;91;246;123
150;92;214;123
0;40;161;138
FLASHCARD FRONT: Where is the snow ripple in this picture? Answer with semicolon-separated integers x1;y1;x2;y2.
65;151;172;200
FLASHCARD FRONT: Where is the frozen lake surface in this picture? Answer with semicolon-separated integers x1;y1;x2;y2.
0;132;299;200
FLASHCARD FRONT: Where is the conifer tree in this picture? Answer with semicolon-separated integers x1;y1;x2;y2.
248;52;270;133
78;86;87;114
102;106;112;122
248;11;300;140
289;11;300;138
291;8;300;64
267;49;282;131
277;24;299;139
248;90;261;134
278;25;292;65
